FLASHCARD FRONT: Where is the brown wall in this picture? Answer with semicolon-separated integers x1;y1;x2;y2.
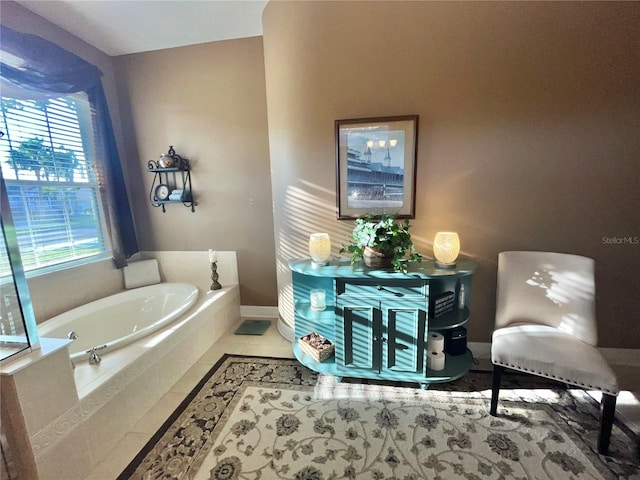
2;2;277;307
3;0;639;346
263;1;640;347
114;37;277;305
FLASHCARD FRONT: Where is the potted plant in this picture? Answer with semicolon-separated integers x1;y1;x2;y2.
340;214;422;273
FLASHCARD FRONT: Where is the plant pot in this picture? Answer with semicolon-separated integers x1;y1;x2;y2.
363;246;393;269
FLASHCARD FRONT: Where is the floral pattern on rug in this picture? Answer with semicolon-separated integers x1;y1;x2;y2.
118;356;639;480
120;357;319;480
197;383;614;480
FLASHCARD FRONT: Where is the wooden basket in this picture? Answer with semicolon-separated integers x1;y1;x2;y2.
299;332;335;362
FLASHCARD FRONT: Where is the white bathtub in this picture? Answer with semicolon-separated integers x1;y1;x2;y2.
38;283;198;360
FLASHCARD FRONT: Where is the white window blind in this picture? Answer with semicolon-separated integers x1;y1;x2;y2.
0;93;109;275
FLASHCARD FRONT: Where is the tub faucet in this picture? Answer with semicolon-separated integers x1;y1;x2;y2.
67;331;78;369
88;349;101;365
87;344;107;365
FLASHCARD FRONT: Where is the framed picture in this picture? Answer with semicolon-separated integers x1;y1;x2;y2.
335;115;418;219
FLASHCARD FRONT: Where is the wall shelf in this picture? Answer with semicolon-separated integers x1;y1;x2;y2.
148;146;196;212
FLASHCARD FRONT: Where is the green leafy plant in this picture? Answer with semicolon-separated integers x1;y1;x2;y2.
340;214;422;273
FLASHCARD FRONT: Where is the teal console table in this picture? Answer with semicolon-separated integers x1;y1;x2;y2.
289;258;477;387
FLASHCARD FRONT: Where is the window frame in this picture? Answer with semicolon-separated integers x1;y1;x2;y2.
0;92;112;277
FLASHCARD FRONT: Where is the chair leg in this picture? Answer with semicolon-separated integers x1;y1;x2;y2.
598;393;616;455
490;365;504;416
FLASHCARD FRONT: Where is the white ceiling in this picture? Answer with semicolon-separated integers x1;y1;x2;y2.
16;0;268;56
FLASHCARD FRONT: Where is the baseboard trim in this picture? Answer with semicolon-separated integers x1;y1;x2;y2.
598;347;640;366
468;342;492;360
469;342;640;367
241;305;279;319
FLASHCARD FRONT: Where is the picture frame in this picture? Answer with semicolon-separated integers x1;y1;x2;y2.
335;115;418;219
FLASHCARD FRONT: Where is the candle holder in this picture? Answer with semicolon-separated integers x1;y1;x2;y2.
433;232;460;269
210;262;222;290
309;233;331;266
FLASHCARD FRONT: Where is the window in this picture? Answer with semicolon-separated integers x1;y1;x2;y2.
0;93;109;275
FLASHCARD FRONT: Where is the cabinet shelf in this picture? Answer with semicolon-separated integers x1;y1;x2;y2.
293;343;473;386
429;307;470;330
425;349;473;382
294;303;336;322
293;342;340;376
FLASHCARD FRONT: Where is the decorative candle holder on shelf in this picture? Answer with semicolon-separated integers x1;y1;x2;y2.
433;232;460;269
309;233;331;266
210;263;221;290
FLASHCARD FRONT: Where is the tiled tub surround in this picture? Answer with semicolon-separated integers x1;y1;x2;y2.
1;251;240;480
26;250;239;324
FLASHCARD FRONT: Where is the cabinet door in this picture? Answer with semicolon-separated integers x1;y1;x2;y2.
383;300;426;374
336;297;381;371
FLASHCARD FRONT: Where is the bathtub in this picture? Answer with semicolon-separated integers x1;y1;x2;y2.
11;252;241;480
38;283;198;360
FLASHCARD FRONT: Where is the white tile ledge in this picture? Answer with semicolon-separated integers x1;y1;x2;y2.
0;338;71;375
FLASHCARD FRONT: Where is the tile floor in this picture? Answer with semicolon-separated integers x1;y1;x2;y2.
83;317;295;480
83;317;640;479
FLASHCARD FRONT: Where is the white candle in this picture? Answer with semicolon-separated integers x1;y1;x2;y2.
310;289;326;311
208;249;217;263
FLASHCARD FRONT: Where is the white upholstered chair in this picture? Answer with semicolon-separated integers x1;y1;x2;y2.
490;251;619;455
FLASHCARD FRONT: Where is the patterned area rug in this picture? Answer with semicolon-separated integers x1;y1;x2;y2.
118;355;639;480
